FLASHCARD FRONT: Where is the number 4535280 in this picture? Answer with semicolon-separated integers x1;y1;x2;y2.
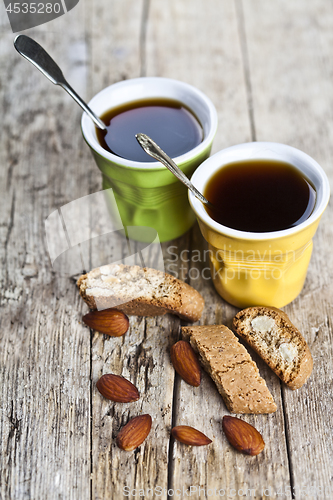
6;3;61;14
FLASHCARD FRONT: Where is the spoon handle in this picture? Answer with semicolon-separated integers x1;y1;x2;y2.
60;80;106;130
136;133;213;208
13;35;106;131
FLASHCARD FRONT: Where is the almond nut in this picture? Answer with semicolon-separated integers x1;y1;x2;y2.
116;414;152;451
96;374;139;403
83;308;129;336
171;425;212;446
222;416;265;456
170;340;201;386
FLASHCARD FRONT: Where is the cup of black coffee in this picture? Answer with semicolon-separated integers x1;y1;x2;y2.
189;142;330;308
81;77;218;242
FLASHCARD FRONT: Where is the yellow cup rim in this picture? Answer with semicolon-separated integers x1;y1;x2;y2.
189;141;330;241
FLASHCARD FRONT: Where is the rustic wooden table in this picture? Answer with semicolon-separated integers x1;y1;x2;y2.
1;1;333;499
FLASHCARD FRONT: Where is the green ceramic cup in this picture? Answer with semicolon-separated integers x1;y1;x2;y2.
81;77;218;242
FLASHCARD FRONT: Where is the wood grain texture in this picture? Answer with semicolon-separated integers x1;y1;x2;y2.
0;2;94;499
168;225;291;497
146;0;251;153
0;0;333;498
87;2;178;498
242;1;333;497
88;235;185;498
145;1;292;496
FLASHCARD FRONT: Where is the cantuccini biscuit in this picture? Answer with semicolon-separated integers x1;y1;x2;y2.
77;264;204;322
182;325;277;414
233;307;313;390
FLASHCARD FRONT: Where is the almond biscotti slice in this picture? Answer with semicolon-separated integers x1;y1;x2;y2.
232;307;313;390
182;325;277;414
77;264;204;322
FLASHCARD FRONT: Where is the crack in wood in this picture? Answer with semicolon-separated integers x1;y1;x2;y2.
140;0;151;77
281;383;296;499
2;191;16;289
7;401;21;443
235;0;257;142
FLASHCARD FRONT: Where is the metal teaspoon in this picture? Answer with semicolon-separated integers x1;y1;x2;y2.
13;35;106;130
135;133;213;208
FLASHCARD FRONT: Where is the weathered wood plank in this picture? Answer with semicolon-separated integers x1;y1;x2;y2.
146;0;252;154
0;2;94;498
87;2;186;499
87;227;186;499
243;0;333;497
168;224;292;497
145;0;292;497
1;0;333;498
88;233;194;499
89;0;144;96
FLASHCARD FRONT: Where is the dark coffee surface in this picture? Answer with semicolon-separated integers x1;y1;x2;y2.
204;159;316;232
96;98;203;162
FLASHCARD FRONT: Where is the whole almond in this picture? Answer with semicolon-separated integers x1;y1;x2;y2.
116;414;152;451
96;374;139;403
222;416;265;456
83;308;129;336
170;340;201;386
171;425;212;446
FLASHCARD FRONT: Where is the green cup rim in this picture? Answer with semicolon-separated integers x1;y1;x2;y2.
81;77;218;170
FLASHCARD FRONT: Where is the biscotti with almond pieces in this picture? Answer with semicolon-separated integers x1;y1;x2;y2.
182;325;277;414
232;307;313;390
77;263;204;322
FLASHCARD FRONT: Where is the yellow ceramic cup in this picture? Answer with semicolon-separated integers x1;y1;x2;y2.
189;142;330;308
